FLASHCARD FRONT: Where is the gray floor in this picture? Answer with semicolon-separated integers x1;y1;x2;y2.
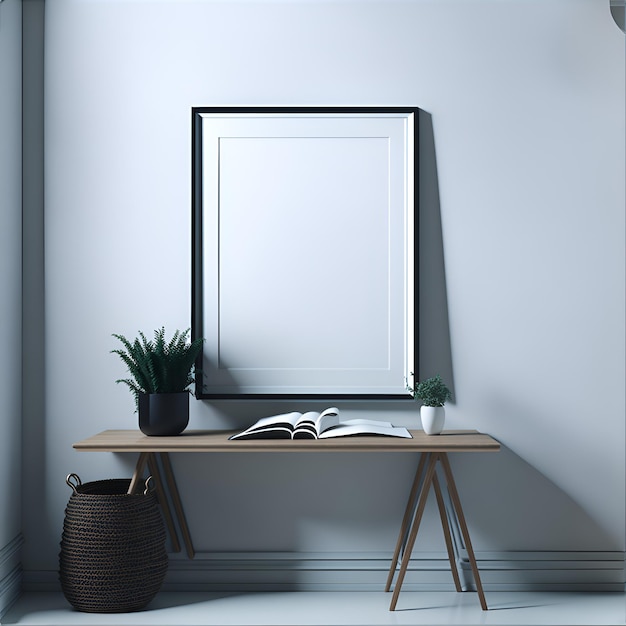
3;591;625;626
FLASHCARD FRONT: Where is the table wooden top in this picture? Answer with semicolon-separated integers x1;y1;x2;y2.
73;429;500;453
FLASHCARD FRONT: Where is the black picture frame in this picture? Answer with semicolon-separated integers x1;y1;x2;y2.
192;106;418;400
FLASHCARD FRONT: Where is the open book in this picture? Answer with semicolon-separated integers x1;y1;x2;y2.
229;407;412;440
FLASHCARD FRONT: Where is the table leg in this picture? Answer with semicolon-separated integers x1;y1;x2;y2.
160;452;195;559
126;451;190;557
389;452;439;611
147;453;182;553
385;453;427;592
440;453;488;610
432;472;462;592
127;452;149;494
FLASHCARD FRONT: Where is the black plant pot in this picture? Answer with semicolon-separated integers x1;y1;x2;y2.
138;392;189;436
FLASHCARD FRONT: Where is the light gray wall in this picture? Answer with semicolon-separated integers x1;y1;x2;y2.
23;0;625;588
0;0;23;614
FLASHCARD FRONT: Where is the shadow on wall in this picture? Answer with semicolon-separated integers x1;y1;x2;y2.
449;445;619;552
418;109;455;398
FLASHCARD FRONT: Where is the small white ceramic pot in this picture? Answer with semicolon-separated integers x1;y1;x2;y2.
420;405;445;435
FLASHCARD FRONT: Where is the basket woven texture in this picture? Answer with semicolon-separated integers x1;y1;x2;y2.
59;478;168;613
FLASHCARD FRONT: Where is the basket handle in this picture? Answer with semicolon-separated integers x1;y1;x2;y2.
143;475;155;495
66;473;82;493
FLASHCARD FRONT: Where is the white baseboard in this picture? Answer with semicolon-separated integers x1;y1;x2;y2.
163;550;625;592
0;535;23;619
22;550;625;593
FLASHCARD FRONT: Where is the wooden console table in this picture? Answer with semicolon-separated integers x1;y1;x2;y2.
73;429;500;611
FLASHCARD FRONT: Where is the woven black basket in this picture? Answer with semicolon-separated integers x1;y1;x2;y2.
59;474;168;613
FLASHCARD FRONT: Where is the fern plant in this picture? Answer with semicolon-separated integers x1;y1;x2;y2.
112;327;204;410
407;374;452;407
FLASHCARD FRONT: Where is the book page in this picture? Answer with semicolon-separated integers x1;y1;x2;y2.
249;412;302;430
315;407;341;434
295;411;320;427
319;418;393;435
318;422;411;439
229;411;302;440
293;412;319;438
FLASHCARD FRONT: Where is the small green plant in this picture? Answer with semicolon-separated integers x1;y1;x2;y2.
407;374;452;407
112;327;204;410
